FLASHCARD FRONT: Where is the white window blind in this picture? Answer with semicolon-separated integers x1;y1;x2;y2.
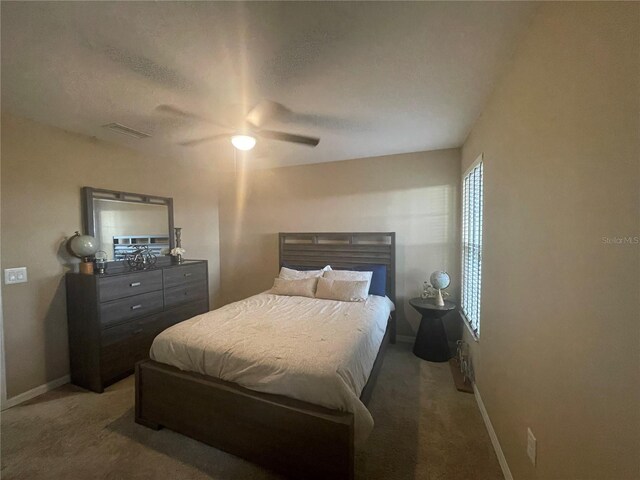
461;160;483;336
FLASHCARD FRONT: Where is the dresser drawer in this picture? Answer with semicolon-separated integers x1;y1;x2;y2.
101;319;137;347
164;283;208;308
101;313;164;345
98;270;163;302
163;263;206;289
99;291;164;328
166;299;209;326
100;315;166;383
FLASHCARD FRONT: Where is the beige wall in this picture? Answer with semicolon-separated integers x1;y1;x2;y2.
461;3;639;479
218;149;461;337
0;113;221;398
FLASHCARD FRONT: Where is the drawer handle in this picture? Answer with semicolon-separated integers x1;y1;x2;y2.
130;282;142;287
184;273;192;277
133;329;143;335
131;304;143;310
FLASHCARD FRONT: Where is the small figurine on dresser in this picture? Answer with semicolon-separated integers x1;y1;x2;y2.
125;246;157;270
94;250;108;274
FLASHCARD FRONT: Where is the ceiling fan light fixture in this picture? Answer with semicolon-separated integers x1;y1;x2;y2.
231;134;256;151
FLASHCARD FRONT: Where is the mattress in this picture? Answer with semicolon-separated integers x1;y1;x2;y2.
149;292;394;444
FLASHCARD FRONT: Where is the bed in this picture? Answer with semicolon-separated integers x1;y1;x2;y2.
135;232;396;480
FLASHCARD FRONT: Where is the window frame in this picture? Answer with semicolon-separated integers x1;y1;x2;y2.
460;153;484;341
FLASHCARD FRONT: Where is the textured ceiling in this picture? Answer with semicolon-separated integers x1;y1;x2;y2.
1;2;536;169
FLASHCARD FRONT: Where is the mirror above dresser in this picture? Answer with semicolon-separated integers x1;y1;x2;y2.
82;187;174;263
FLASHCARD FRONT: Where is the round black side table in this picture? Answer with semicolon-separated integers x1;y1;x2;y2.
409;298;456;362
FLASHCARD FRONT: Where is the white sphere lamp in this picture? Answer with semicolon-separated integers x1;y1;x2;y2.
430;271;451;307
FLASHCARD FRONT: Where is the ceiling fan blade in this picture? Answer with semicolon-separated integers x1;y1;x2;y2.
179;133;230;147
257;130;320;147
245;100;291;128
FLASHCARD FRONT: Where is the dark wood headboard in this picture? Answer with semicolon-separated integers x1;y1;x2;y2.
279;232;396;341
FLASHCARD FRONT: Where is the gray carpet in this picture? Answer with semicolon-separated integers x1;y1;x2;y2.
1;343;503;479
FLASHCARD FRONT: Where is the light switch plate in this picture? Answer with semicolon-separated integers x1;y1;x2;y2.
4;267;27;284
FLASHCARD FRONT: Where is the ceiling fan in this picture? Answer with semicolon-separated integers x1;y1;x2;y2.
157;100;320;151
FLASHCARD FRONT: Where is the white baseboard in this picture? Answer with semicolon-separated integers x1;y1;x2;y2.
1;374;70;410
473;383;513;480
396;335;416;344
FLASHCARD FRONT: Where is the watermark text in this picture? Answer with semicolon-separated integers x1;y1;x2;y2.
602;235;639;245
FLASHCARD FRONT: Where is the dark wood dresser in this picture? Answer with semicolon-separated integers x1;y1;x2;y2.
66;260;209;393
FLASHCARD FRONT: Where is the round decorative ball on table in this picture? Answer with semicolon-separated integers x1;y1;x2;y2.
409;298;456;362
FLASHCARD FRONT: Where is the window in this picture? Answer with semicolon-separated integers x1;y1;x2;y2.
461;157;483;337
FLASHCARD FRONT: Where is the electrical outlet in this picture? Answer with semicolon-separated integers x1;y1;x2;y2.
4;267;28;285
527;428;537;466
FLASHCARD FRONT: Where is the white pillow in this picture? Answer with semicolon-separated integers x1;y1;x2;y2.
315;277;369;302
279;265;331;280
323;269;373;294
270;277;318;298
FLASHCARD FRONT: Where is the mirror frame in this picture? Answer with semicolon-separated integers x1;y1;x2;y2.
82;186;175;264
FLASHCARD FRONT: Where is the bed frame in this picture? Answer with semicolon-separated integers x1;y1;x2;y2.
135;232;396;480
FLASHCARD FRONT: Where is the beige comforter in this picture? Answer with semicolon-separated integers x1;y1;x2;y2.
149;292;393;443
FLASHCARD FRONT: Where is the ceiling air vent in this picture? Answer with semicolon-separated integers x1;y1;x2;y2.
102;123;151;139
